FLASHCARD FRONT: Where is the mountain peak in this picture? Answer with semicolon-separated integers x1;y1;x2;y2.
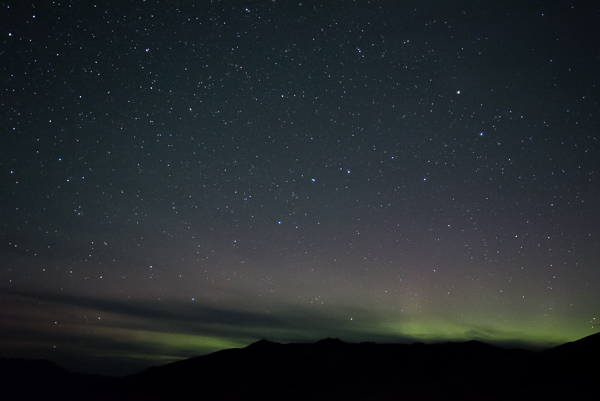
315;337;346;346
245;339;280;349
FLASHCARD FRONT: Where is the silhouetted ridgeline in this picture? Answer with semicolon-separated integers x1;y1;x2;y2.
2;333;599;400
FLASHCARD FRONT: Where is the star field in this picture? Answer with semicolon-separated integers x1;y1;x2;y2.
1;0;598;376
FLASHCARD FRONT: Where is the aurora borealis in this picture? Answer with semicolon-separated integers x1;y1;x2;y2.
1;0;598;376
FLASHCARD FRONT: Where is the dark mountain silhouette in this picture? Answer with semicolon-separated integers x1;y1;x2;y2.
543;330;600;357
0;358;116;401
2;333;598;400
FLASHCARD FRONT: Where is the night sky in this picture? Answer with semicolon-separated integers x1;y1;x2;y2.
1;0;598;376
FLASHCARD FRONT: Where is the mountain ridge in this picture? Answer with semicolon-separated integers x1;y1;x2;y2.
2;332;598;400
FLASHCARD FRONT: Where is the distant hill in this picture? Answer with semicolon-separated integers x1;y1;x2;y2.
2;333;598;400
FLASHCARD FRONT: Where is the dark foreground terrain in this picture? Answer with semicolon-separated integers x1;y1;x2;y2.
2;332;599;400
